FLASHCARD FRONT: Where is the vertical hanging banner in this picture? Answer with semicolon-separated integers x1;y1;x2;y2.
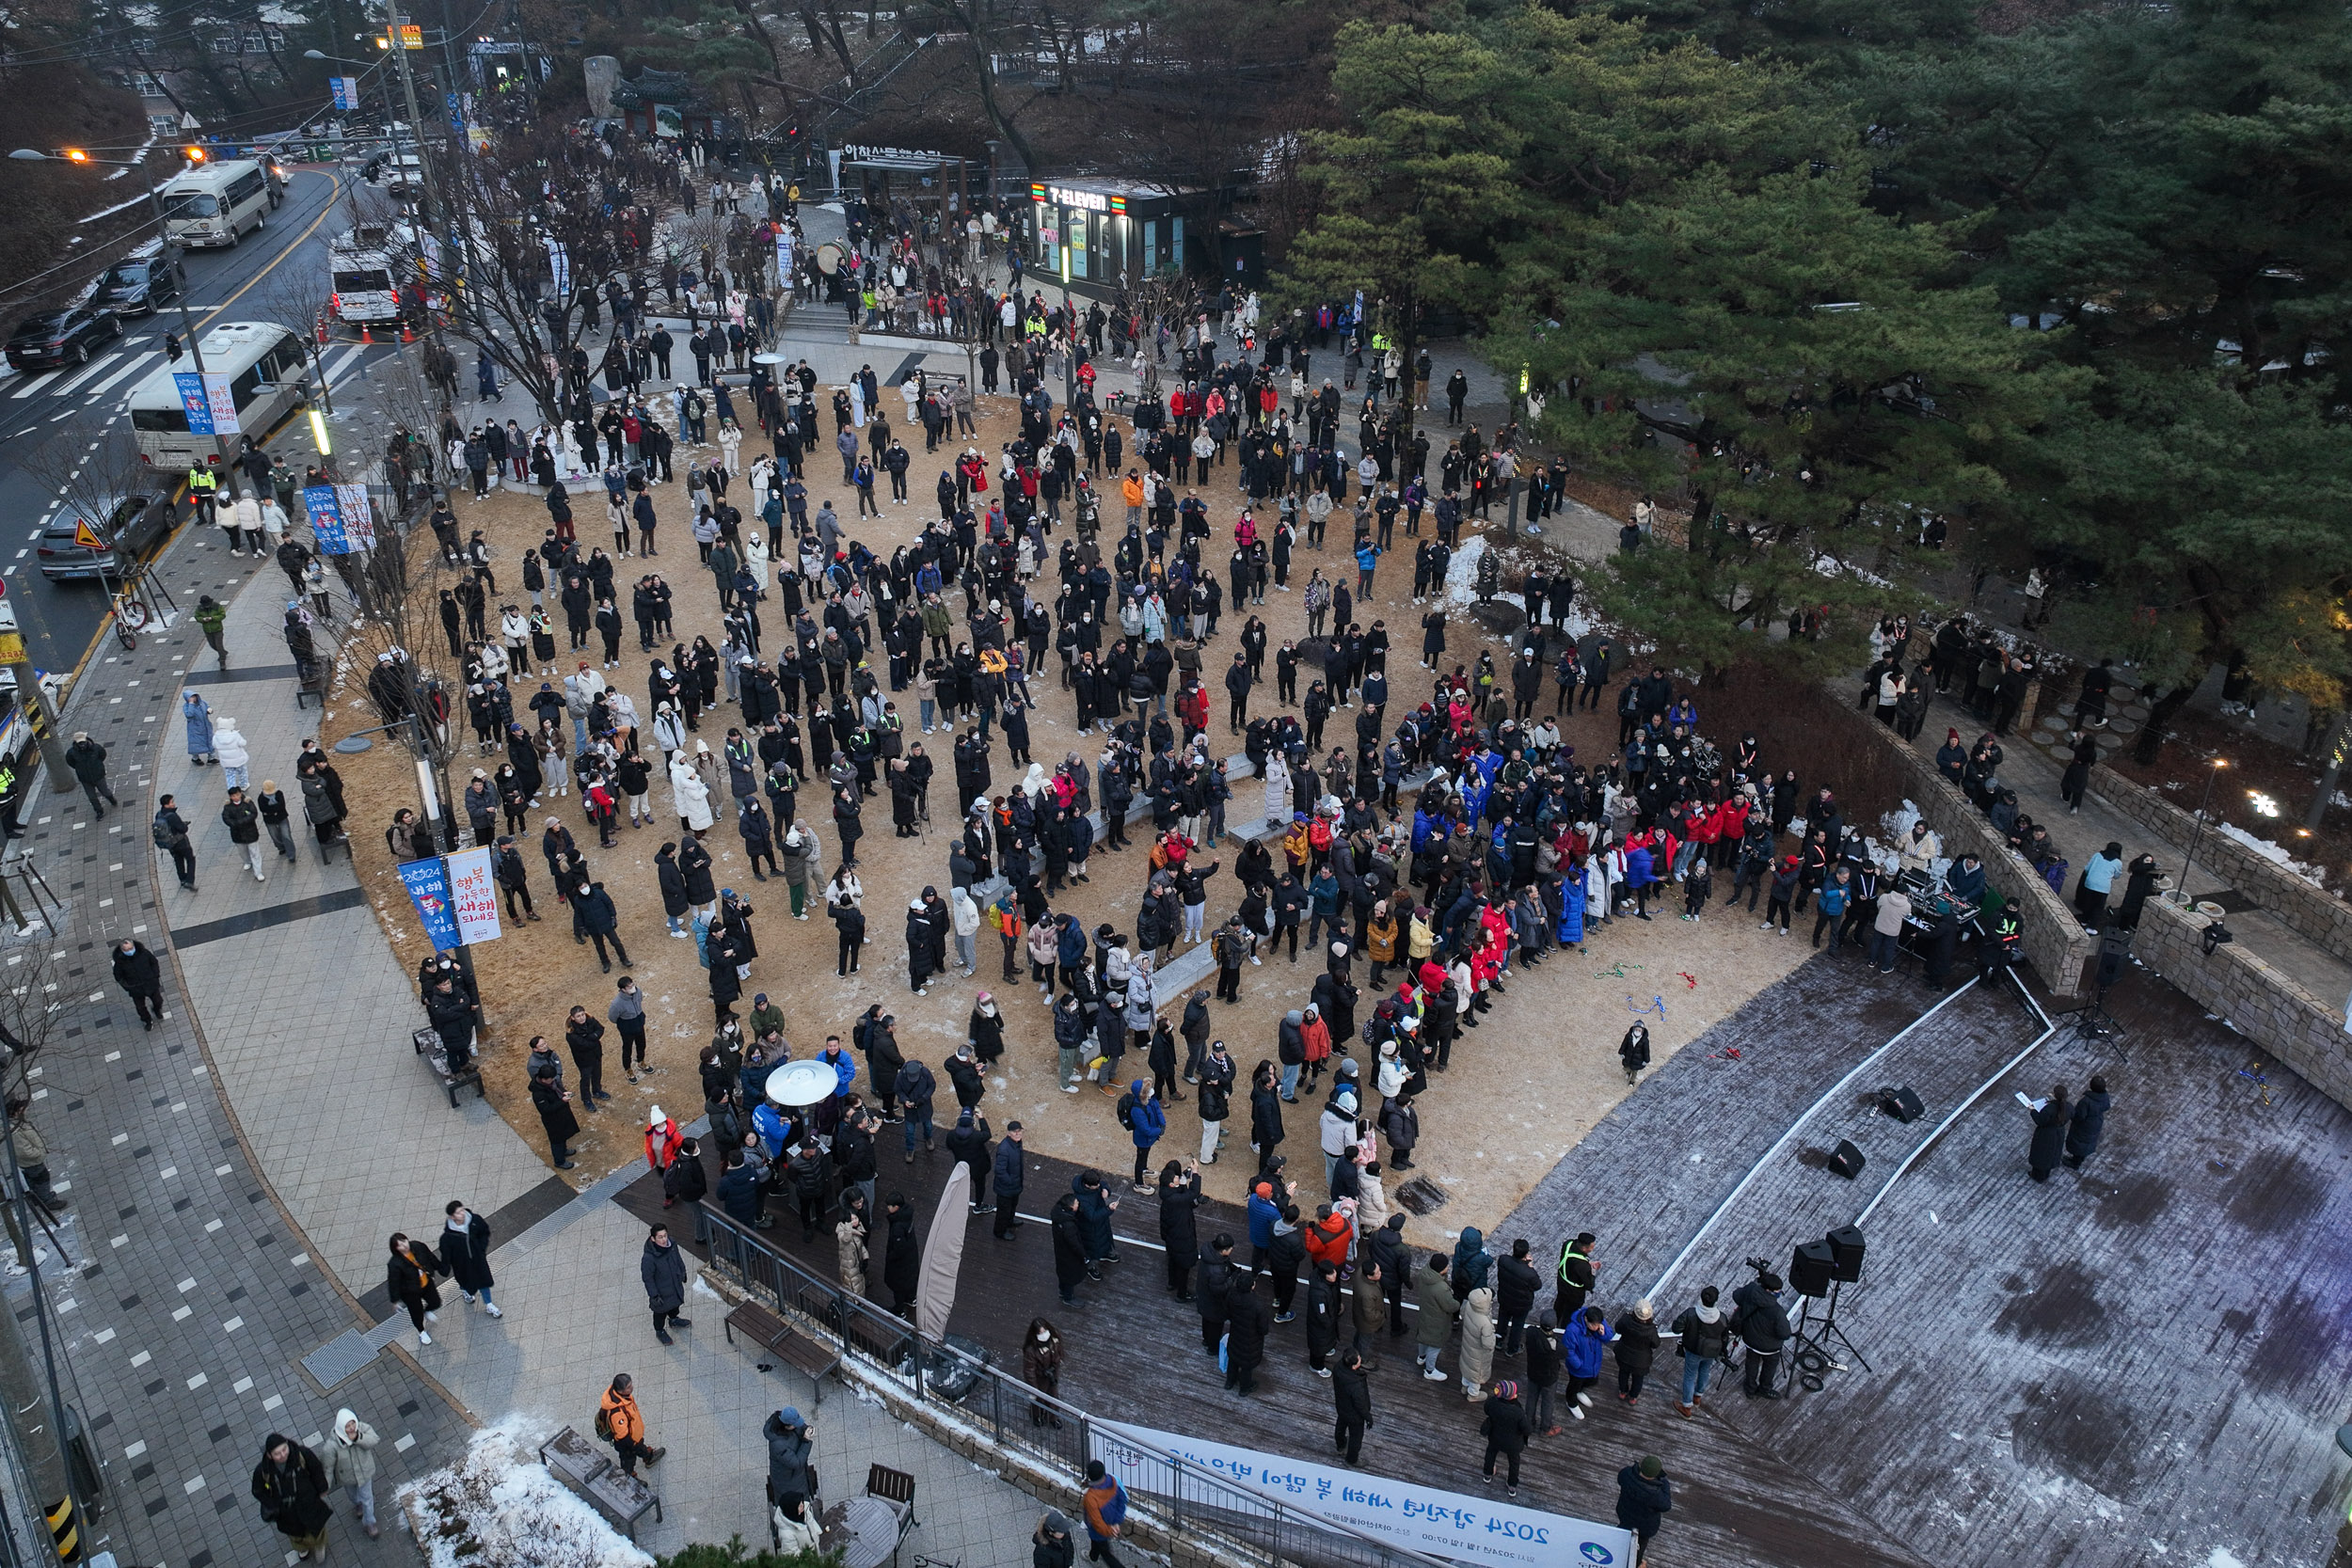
330;77;361;111
172;372;240;436
398;857;461;950
303;483;353;554
444;846;503;944
333;483;376;550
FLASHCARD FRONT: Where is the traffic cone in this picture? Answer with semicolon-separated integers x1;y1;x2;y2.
402;323;415;342
361;325;373;344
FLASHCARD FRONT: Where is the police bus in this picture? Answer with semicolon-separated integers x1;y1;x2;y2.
125;321;310;469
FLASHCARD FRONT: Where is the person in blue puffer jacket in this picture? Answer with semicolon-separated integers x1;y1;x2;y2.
1117;1079;1166;1191
1560;1304;1617;1419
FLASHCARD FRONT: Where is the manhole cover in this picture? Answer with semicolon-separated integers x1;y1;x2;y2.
1393;1176;1449;1214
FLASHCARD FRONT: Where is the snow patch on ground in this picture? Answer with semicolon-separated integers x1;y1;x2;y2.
2212;821;2328;885
1440;535;1596;637
1812;551;1894;589
396;1416;655;1568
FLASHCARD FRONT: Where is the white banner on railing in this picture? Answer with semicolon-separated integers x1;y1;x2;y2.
1090;1419;1637;1568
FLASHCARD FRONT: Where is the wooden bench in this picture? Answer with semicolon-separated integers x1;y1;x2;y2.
539;1426;663;1541
724;1299;840;1405
412;1027;485;1109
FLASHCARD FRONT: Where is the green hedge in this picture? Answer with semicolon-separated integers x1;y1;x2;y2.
657;1536;843;1568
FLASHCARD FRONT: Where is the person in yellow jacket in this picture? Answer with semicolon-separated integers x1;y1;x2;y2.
596;1373;666;1477
185;461;220;526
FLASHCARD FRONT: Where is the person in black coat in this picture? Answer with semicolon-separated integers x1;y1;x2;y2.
2065;1076;2111;1169
1223;1273;1273;1396
882;1191;921;1314
1050;1192;1089;1307
1616;1455;1673;1561
664;1135;712;1243
1496;1238;1541;1354
576;880;631;972
642;1222;691;1343
2028;1083;2071;1181
1331;1347;1372;1465
530;1066;578;1169
657;842;691;934
1305;1260;1342;1374
111;938;167;1029
1480;1379;1534;1494
438;1201;500;1317
251;1433;333;1557
1249;1067;1285;1157
1157;1163;1199;1298
385;1231;445;1338
1197;1235;1234;1350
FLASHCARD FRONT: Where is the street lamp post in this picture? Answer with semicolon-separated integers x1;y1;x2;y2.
10;148;234;482
2170;756;2230;906
9;144;233;793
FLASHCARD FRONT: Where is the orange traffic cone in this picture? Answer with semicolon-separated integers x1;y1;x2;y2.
402;323;415;342
361;325;373;344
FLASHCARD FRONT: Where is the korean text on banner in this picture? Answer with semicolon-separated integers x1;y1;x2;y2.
444;846;503;944
1088;1420;1635;1568
303;484;355;555
398;858;461;951
174;372;240;436
333;483;377;550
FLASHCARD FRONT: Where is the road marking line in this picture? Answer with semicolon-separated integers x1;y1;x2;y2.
45;352;120;397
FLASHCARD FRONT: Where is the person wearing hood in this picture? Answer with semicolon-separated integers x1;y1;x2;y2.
895;1051;938;1163
1117;1079;1166;1191
1458;1283;1497;1400
183;689;216;765
1671;1285;1731;1416
215;713;252;790
950;882;982;974
906;885;950;995
320;1407;382;1538
967;995;1006;1067
2067;1075;2112;1169
1619;1021;1651;1085
1035;1507;1078;1568
1318;1085;1359;1193
1022;1317;1064;1425
641;1221;691;1344
251;1432;333;1559
762;1406;817;1514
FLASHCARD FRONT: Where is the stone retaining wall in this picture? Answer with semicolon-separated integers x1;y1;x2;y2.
2130;894;2352;1109
2092;773;2352;958
1865;723;2100;996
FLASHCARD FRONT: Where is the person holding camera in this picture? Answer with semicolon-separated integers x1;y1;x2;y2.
1733;1266;1792;1399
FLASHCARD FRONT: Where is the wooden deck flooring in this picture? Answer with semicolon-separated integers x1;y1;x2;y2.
621;949;2352;1568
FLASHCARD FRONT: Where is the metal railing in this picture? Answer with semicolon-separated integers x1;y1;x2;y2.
699;1206;1451;1568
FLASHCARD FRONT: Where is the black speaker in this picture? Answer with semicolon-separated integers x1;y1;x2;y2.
1879;1085;1924;1123
1828;1139;1867;1180
1790;1239;1835;1298
1826;1225;1866;1283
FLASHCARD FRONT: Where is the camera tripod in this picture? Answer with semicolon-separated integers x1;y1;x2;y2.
1791;1280;1871;1382
2065;982;2131;1061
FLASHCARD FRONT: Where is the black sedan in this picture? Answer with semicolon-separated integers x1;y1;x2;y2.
39;492;174;581
92;253;183;317
5;304;122;372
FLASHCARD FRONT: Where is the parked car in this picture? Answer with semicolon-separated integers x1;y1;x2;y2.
39;492;174;581
6;303;122;372
92;245;185;317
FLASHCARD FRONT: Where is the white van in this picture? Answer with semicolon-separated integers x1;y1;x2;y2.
160;160;274;249
125;321;310;468
329;227;411;326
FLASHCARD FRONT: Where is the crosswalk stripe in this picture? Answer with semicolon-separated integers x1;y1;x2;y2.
80;355;153;402
10;372;52;400
44;352;122;398
321;345;366;386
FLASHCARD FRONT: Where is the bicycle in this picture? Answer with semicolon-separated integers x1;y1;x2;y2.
110;590;147;652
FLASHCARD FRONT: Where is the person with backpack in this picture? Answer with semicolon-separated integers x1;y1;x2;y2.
1671;1285;1732;1416
1081;1460;1130;1567
1116;1078;1165;1191
596;1372;664;1477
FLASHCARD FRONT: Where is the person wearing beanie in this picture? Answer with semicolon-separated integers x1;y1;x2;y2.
1615;1454;1673;1561
1479;1377;1533;1497
1081;1458;1129;1565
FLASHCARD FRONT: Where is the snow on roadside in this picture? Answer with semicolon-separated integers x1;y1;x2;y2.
396;1417;655;1568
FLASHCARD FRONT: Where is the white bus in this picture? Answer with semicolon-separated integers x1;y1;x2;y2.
126;322;310;469
160;159;274;249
